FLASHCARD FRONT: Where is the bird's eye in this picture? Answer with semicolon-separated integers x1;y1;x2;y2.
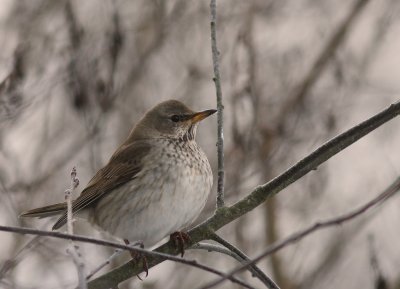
171;115;180;122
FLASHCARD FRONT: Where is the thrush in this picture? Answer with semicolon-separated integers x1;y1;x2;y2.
21;100;216;251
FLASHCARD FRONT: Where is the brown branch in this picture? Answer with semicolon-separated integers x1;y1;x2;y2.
198;176;400;289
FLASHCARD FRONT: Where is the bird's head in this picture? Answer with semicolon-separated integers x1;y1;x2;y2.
130;100;216;141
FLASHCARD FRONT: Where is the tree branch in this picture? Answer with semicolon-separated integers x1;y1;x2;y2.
86;249;122;280
191;242;241;261
210;0;225;208
197;176;400;289
190;243;261;289
65;167;87;289
0;226;251;289
210;233;280;289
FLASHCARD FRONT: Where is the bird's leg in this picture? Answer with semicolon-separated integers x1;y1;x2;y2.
123;239;148;279
169;231;191;257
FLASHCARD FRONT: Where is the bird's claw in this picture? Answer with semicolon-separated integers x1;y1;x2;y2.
170;231;191;257
124;239;148;279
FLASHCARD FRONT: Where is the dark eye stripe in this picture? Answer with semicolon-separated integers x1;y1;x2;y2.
171;115;180;122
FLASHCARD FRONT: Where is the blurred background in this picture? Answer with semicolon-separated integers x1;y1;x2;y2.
1;0;400;288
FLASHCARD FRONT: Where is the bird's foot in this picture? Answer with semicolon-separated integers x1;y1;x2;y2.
170;231;191;257
123;239;148;280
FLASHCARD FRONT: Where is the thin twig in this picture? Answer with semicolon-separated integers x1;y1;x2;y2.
191;243;277;289
0;226;252;289
192;241;279;289
210;0;225;208
198;177;400;289
190;243;241;260
65;167;79;235
210;233;280;289
67;246;87;289
65;167;87;289
86;249;122;280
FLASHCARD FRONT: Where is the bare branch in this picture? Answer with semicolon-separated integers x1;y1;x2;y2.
210;233;280;289
86;249;122;280
67;246;87;289
190;243;260;289
65;167;79;235
0;226;252;289
210;0;225;208
65;167;87;289
198;177;400;289
191;242;240;260
192;242;274;288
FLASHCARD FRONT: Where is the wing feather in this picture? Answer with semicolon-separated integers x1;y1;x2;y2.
52;141;150;230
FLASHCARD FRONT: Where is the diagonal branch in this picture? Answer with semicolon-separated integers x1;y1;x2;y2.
210;233;280;289
197;176;400;289
83;99;400;288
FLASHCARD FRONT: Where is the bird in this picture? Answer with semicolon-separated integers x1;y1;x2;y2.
21;100;216;254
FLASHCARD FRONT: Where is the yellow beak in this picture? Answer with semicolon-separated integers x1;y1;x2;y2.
189;109;217;123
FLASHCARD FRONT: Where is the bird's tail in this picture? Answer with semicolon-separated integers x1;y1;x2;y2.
19;203;67;219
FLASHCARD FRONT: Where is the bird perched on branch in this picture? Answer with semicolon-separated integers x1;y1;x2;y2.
21;100;216;256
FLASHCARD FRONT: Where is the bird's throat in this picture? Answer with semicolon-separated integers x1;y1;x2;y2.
181;125;196;142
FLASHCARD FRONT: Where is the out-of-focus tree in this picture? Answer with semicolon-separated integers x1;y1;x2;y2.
1;0;400;288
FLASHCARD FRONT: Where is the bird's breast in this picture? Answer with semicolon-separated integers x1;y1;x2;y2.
91;138;213;246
